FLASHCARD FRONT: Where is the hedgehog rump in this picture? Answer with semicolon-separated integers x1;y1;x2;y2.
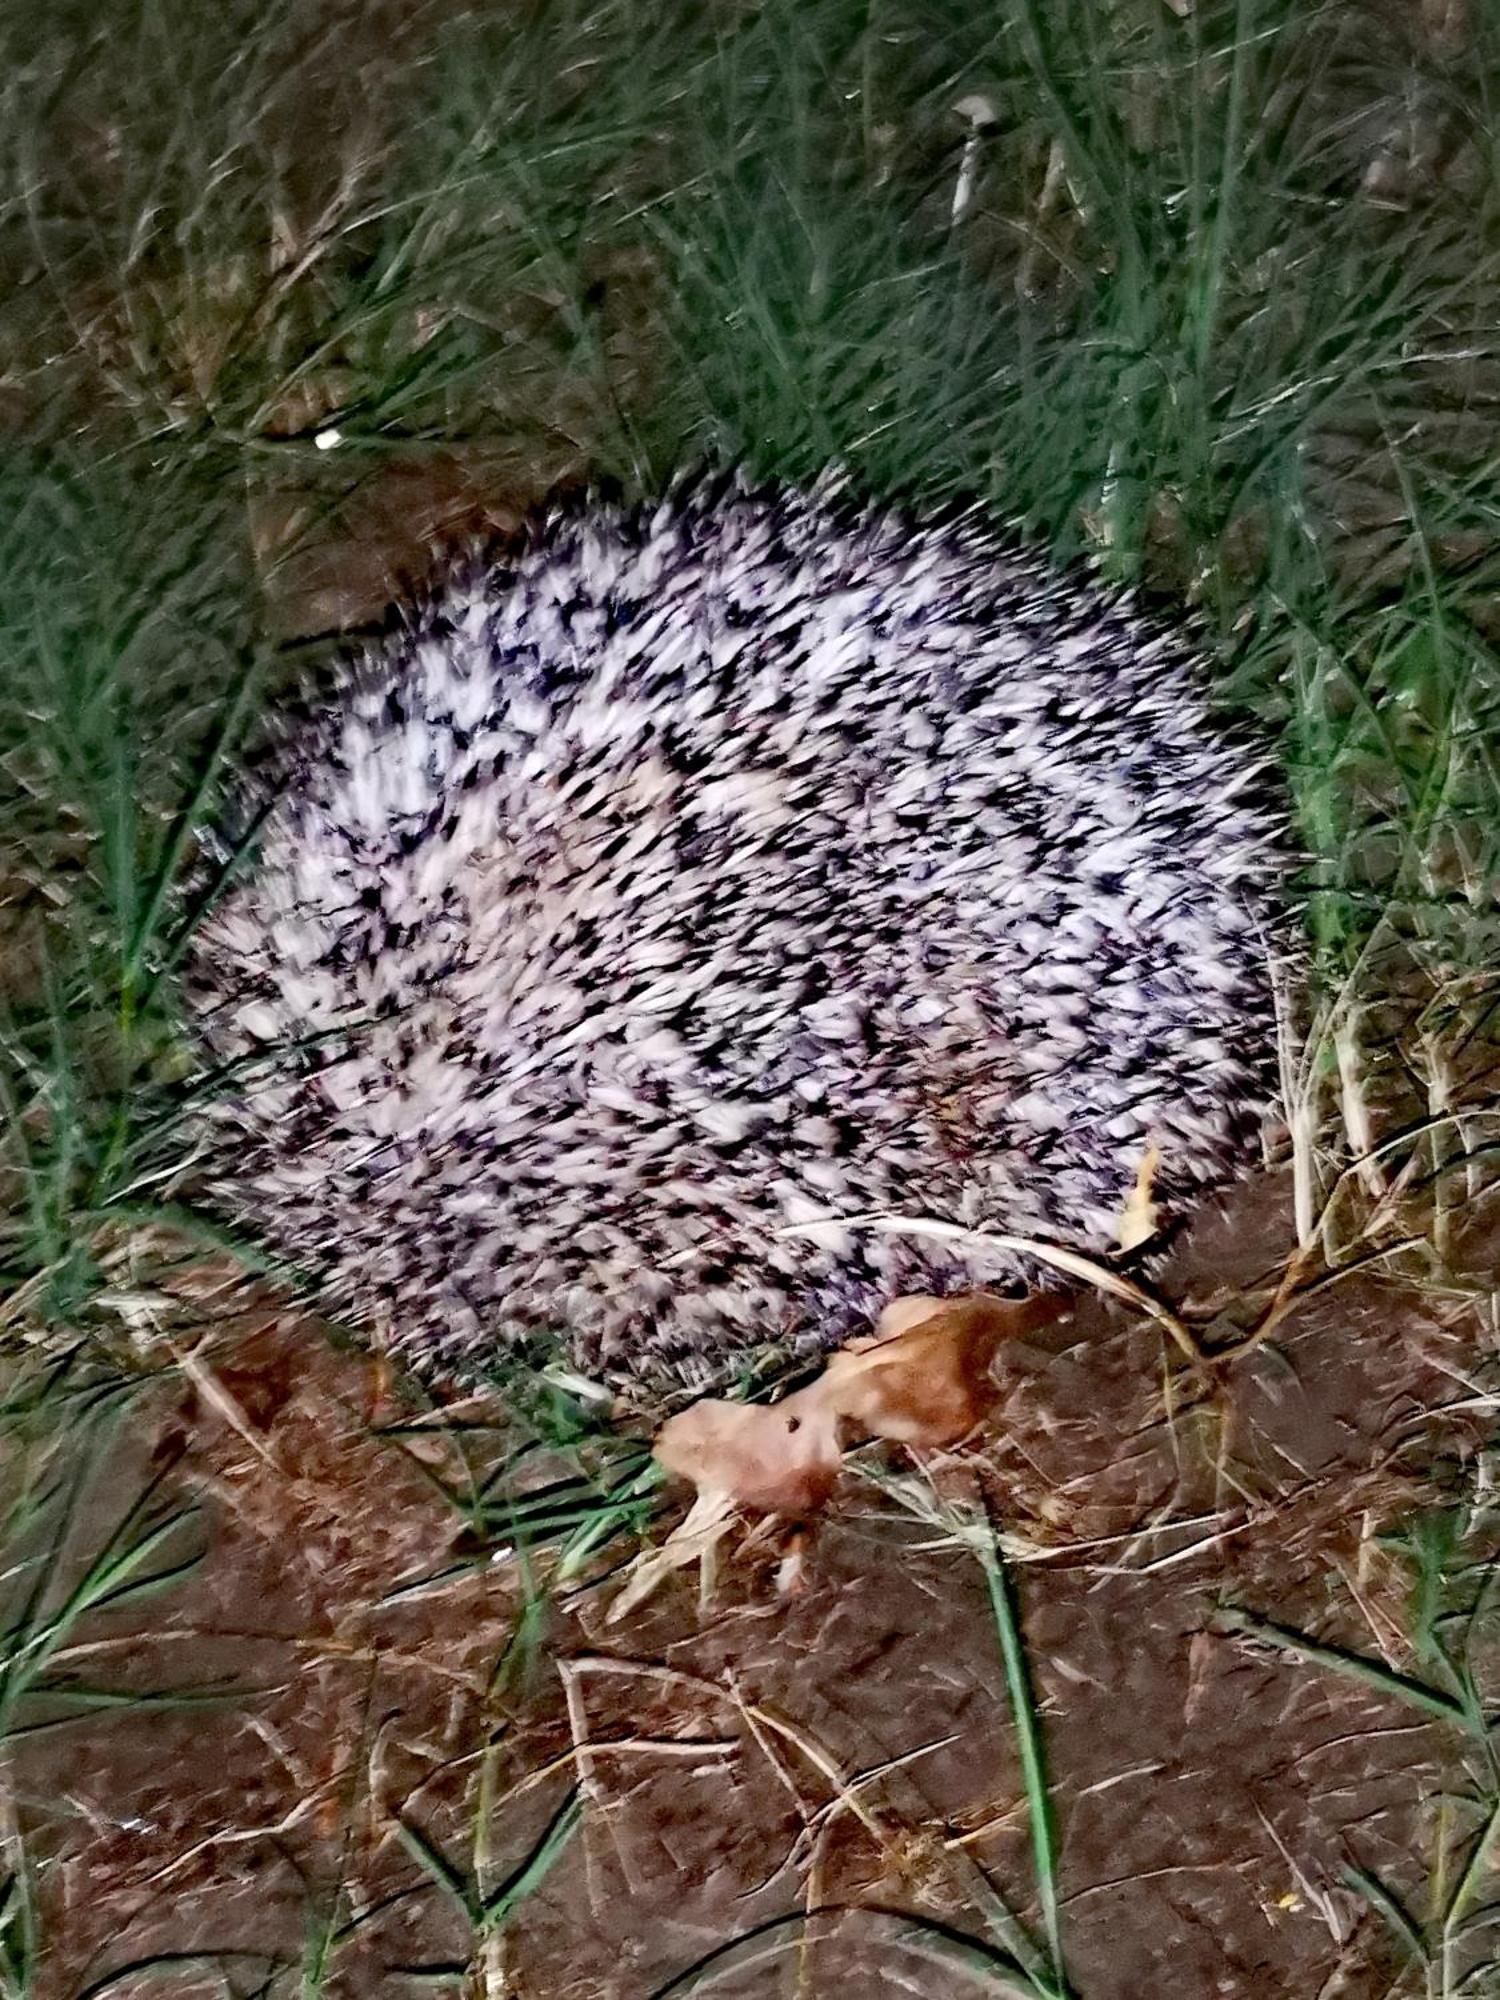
183;475;1287;1390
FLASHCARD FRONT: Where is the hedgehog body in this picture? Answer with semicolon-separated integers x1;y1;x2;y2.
185;476;1285;1389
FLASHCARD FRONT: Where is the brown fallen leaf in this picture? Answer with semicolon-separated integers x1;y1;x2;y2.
606;1487;739;1624
868;1293;951;1339
775;1527;814;1598
823;1292;1036;1447
651;1290;1068;1511
1117;1139;1162;1251
653;1384;843;1516
610;1391;842;1623
618;1290;1070;1616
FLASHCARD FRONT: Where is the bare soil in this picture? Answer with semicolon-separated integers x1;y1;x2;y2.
24;1172;1495;1999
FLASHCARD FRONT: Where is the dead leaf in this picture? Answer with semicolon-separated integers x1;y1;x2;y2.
1117;1140;1161;1251
868;1294;950;1339
821;1294;1021;1446
653;1385;844;1516
623;1290;1070;1615
607;1488;739;1624
650;1290;1068;1509
775;1528;814;1598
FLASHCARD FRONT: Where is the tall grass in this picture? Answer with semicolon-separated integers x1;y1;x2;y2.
0;0;1496;1300
0;449;268;1326
3;5;1497;1304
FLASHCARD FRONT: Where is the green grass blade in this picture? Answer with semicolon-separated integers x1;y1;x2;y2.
477;1784;582;1933
1342;1861;1429;1965
73;1948;290;1999
972;1528;1071;1996
1216;1606;1471;1727
1443;1796;1500;1943
394;1817;479;1924
647;1905;1056;1998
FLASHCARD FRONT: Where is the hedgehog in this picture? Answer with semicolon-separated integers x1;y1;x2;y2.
183;472;1287;1393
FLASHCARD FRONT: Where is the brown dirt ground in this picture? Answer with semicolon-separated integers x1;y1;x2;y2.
23;1171;1497;1999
